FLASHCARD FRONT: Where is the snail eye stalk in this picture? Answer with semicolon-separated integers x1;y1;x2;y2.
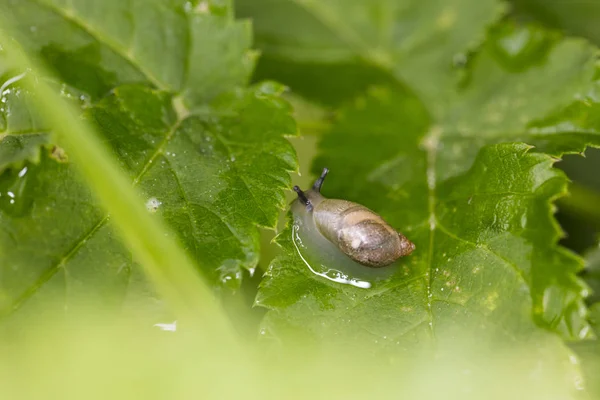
312;167;329;192
293;186;312;210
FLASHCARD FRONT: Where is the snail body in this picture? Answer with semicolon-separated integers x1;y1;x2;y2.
293;168;415;268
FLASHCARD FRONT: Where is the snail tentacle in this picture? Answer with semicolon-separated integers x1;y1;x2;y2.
312;167;329;192
293;185;312;211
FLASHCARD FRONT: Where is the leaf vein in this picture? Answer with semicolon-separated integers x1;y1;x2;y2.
1;216;108;317
31;0;167;91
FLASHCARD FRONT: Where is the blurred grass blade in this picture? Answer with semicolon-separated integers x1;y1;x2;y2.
0;24;236;342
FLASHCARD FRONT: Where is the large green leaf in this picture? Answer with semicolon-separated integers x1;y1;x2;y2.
0;1;297;319
0;0;253;105
238;0;503;113
261;145;589;393
246;0;600;357
0;0;256;171
259;94;591;340
0;81;296;318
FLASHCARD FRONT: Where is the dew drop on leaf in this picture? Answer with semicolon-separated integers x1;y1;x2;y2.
0;164;35;217
153;321;177;332
145;197;162;213
217;259;243;290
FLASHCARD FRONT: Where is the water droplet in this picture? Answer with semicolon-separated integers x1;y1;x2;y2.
218;260;243;290
0;72;27;95
0;163;35;216
153;321;177;332
146;197;162;212
220;270;242;289
569;355;579;365
196;1;209;13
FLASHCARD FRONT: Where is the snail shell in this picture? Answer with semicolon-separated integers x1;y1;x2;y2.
293;168;415;268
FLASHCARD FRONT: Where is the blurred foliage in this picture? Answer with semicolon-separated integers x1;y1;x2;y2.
0;0;600;398
511;0;600;47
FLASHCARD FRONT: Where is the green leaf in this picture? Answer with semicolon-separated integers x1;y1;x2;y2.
260;143;589;388
249;5;600;347
0;72;48;172
0;1;297;319
512;0;600;47
0;0;253;105
0;134;47;172
237;0;504;111
89;83;296;283
260;109;587;340
0;25;245;341
0;81;296;318
0;74;94;173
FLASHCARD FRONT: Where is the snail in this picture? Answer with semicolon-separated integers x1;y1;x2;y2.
292;168;415;268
